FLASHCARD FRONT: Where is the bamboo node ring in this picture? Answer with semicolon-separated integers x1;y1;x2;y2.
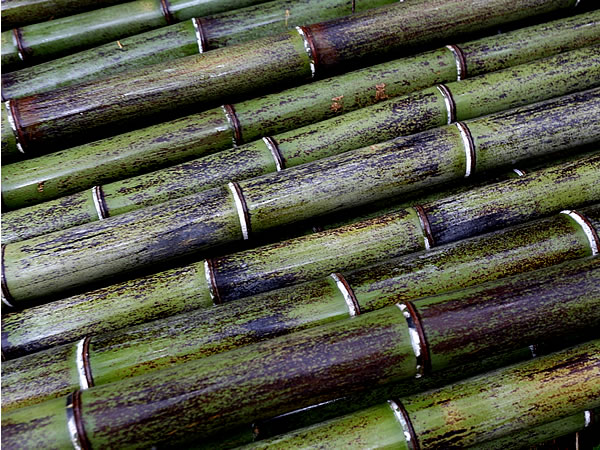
75;337;94;390
560;210;600;255
228;182;251;240
159;0;175;24
263;136;285;172
221;104;243;146
445;44;467;81
191;18;207;54
91;186;109;220
413;205;435;250
455;121;476;178
330;273;361;317
204;259;222;304
1;245;15;308
397;303;429;378
296;26;317;78
4;101;25;154
66;391;91;450
435;84;456;124
388;399;420;450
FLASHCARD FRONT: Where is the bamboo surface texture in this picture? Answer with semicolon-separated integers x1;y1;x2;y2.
3;46;599;243
243;340;600;448
3;12;598;206
0;0;272;69
2;154;598;350
2;91;600;307
2;270;599;447
1;0;401;98
0;0;584;160
2;211;598;410
1;0;128;29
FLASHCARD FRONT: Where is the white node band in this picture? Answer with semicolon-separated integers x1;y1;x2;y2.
191;18;205;54
561;210;599;255
296;26;316;78
330;273;360;317
388;400;418;450
263;136;284;172
75;338;92;391
4;101;25;154
436;84;456;124
91;186;108;220
455;121;475;178
228;182;250;240
397;303;425;378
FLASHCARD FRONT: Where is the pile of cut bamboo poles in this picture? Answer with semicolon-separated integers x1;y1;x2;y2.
1;0;599;448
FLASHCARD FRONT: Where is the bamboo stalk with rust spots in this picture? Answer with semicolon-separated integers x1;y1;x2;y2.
242;339;600;449
0;0;585;160
0;0;274;70
4;46;599;243
2;155;598;354
3;204;599;411
2;92;600;306
1;0;128;29
3;13;599;204
1;0;403;98
2;260;599;448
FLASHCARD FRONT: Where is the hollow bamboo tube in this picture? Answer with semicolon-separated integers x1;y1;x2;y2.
4;46;599;242
0;0;583;159
3;12;598;200
0;0;273;70
2;222;598;411
243;340;600;449
2;155;598;353
1;0;401;97
3;268;599;447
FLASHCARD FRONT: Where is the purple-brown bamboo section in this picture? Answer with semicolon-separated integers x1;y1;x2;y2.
1;0;582;159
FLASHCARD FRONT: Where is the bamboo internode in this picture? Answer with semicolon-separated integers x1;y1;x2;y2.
4;12;599;205
0;0;585;159
0;0;272;69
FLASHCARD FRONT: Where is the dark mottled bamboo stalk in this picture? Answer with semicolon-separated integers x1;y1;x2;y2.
1;0;128;29
4;47;599;242
2;91;599;306
2;155;598;352
3;13;598;205
0;0;582;160
0;0;272;70
2;263;599;447
2;219;598;411
1;0;402;98
242;340;600;449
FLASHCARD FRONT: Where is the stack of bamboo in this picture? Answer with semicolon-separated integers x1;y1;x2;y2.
1;0;599;448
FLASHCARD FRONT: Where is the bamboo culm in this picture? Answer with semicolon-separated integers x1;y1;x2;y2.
2;155;598;353
1;0;128;29
2;266;599;448
3;46;599;243
242;340;600;449
2;207;598;410
0;0;583;160
2;88;600;308
3;13;598;201
1;0;401;98
0;0;272;70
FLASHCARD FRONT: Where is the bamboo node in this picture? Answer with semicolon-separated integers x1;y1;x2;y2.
455;121;476;178
221;104;243;146
191;18;208;54
296;26;317;78
204;259;223;305
228;182;251;240
397;303;430;379
66;391;91;450
388;399;420;450
0;245;15;308
445;44;467;80
330;273;361;316
436;84;457;125
263;136;285;171
4;100;25;154
560;210;600;255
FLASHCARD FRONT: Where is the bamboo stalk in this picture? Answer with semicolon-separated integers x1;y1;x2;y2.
2;156;598;354
4;47;599;243
1;91;599;300
3;14;598;208
2;264;599;447
0;0;273;70
241;340;600;449
1;0;128;29
1;0;402;98
2;211;598;411
0;0;583;160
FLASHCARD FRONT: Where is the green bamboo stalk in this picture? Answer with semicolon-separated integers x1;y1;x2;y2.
2;266;599;447
2;155;598;355
0;0;582;160
1;0;128;29
3;14;599;205
242;340;600;449
1;0;402;98
2;91;599;306
0;0;274;70
4;46;599;243
2;216;598;412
